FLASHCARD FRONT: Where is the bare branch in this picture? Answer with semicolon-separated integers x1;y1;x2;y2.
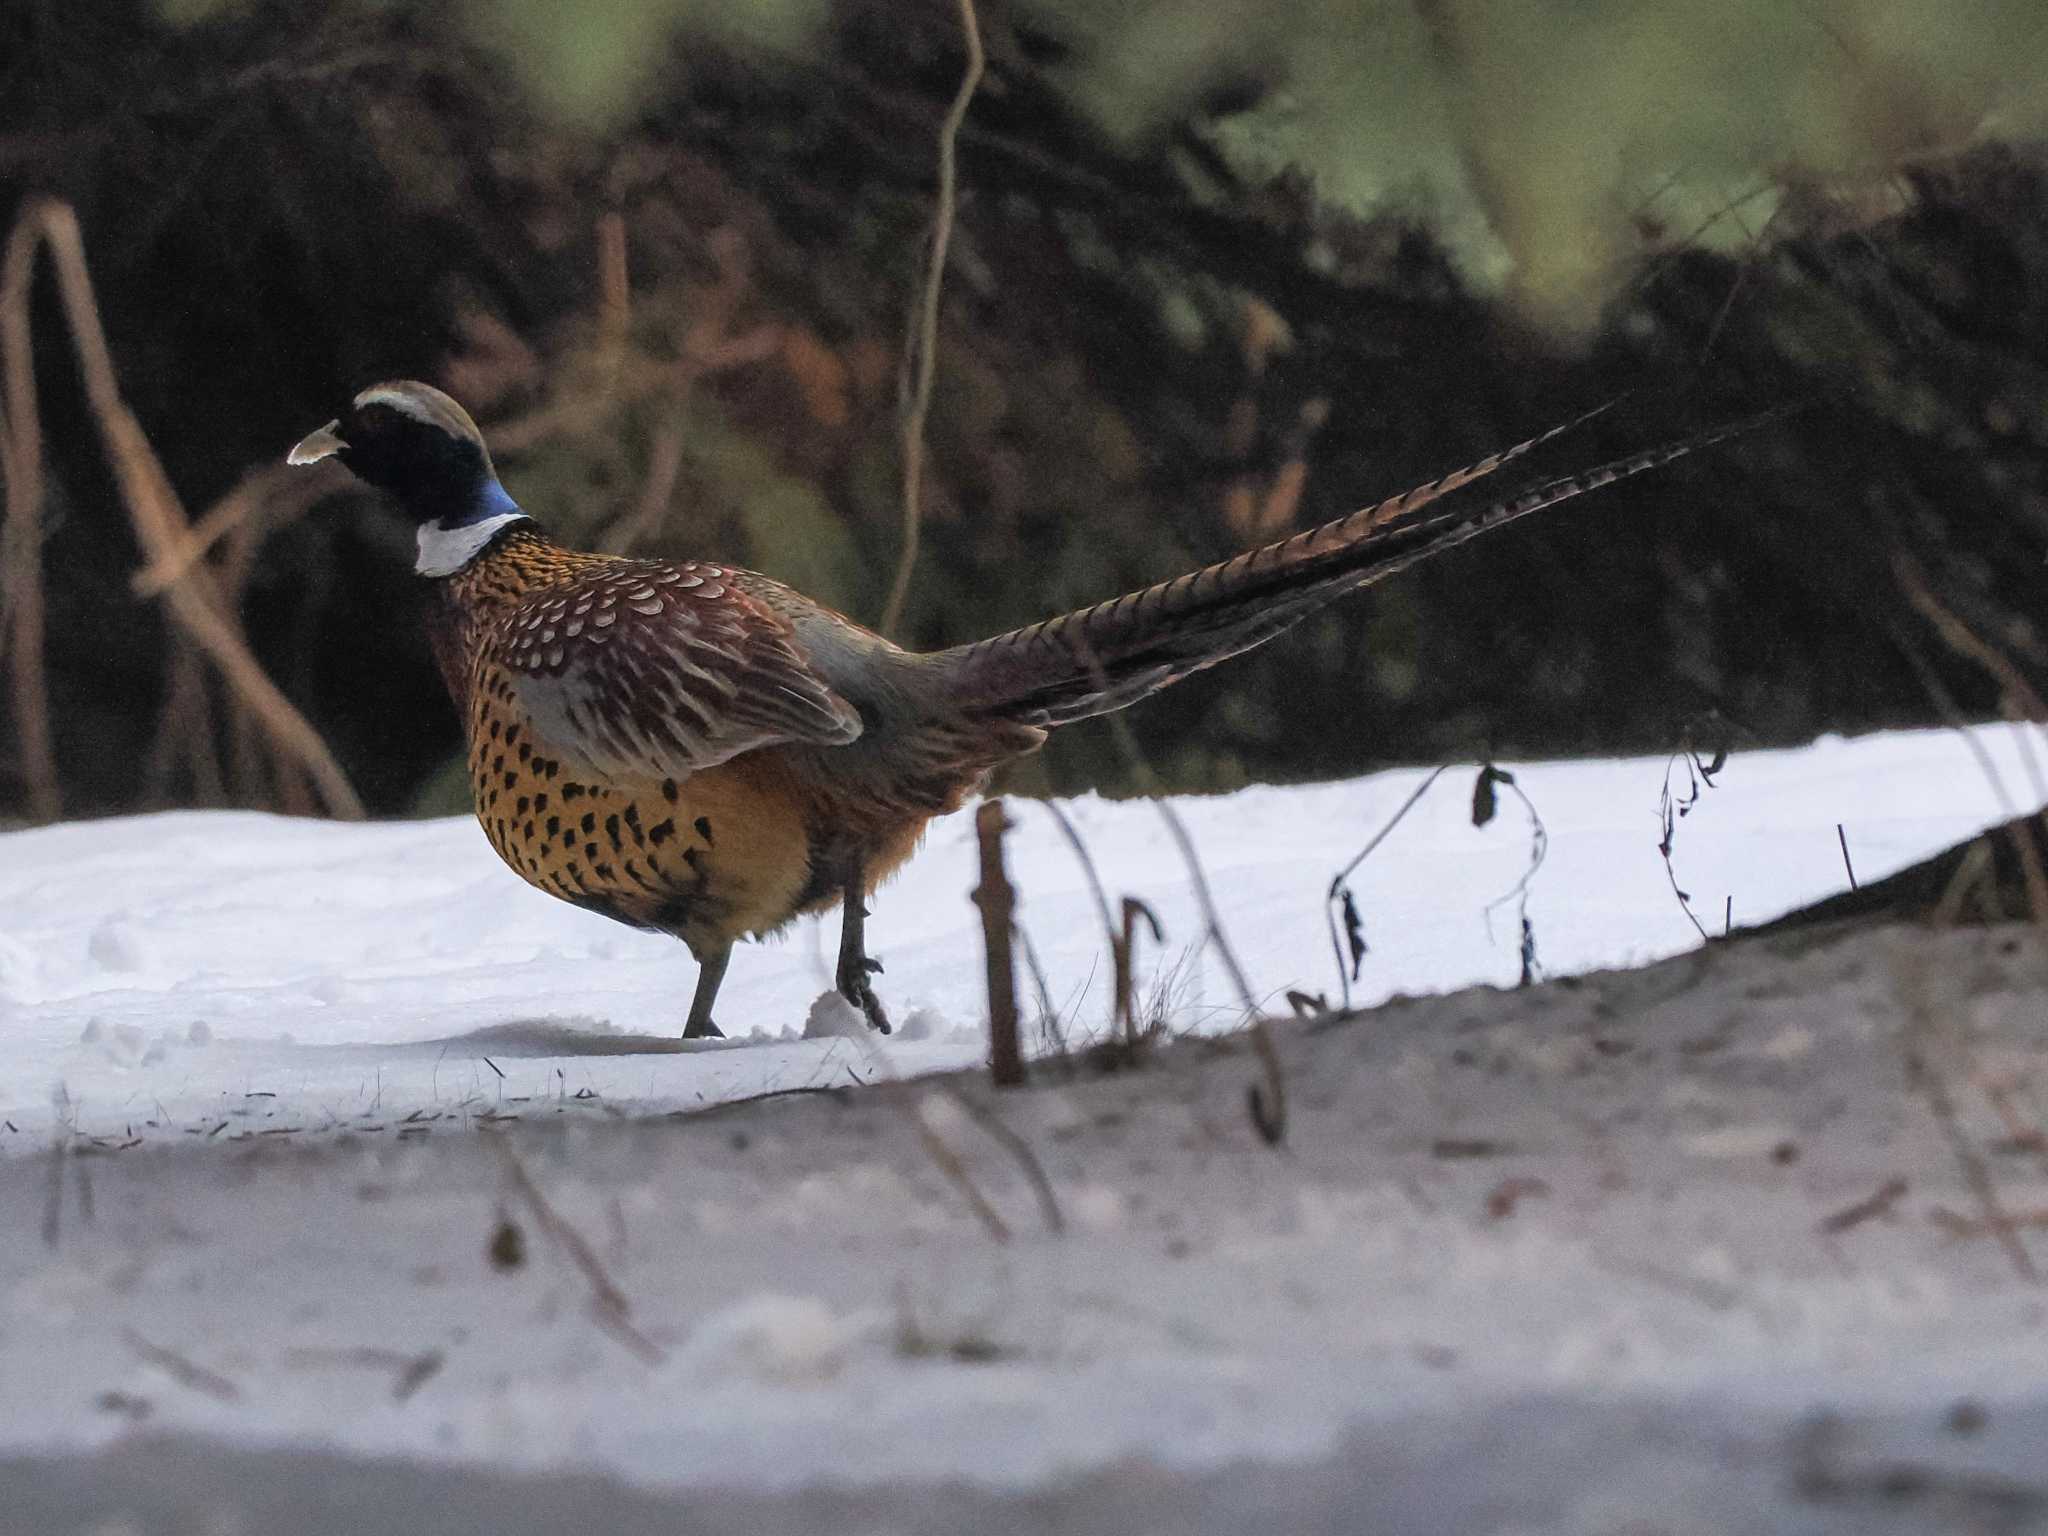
879;0;983;639
0;200;363;818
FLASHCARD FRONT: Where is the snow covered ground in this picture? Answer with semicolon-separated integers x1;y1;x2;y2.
4;726;2048;1531
3;725;2043;1151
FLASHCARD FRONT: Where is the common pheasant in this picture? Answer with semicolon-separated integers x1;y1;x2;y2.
289;380;1738;1037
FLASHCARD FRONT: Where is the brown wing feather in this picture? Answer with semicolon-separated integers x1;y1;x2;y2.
490;559;861;780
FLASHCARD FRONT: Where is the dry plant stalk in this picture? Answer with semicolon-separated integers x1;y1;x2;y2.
1067;630;1284;1140
596;208;631;389
1889;935;2037;1282
0;225;61;819
912;1094;1011;1241
603;418;687;555
121;1327;240;1402
880;0;984;639
142;463;339;806
1893;549;2048;922
0;199;363;818
1817;1175;1908;1234
948;1089;1064;1235
489;1131;664;1363
129;461;330;598
974;797;1024;1087
1116;896;1164;1046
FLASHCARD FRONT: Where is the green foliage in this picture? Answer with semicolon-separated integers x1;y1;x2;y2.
1038;0;2048;329
472;0;828;123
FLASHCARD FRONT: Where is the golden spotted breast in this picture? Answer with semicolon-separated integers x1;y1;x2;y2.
464;680;813;946
431;528;864;949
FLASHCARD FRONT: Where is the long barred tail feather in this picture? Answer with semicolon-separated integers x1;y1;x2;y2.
938;405;1784;729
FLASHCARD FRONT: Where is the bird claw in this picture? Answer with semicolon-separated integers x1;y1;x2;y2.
837;964;891;1034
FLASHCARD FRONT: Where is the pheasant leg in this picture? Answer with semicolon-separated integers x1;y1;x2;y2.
683;943;730;1039
835;856;891;1033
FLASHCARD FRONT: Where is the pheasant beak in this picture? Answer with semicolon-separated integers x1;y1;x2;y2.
286;420;347;466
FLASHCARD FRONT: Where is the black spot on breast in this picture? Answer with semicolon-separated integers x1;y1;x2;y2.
502;772;517;790
683;847;703;872
489;720;501;740
581;812;597;834
695;816;714;845
649;819;675;846
517;742;532;764
623;805;644;846
515;796;530;816
492;753;505;774
522;821;535;841
662;779;679;804
546;816;560;839
585;842;599;860
541;759;560;780
505;725;521;747
563;783;586;801
604;814;622;851
595;862;615;881
533;793;548;814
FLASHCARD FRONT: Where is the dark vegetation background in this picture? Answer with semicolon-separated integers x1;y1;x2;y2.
2;0;2046;822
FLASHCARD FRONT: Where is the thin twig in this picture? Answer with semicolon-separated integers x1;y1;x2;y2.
40;1125;63;1249
122;1328;239;1402
1930;1205;2048;1241
1817;1175;1907;1234
1893;552;2048;922
284;1345;445;1403
949;1090;1064;1235
129;462;330;597
1894;549;2048;720
1064;630;1279;1134
913;1095;1010;1241
596;209;631;391
489;1133;664;1363
1246;1020;1288;1146
1042;799;1147;1041
1895;633;2043;921
1657;751;1714;942
1326;766;1449;1009
879;0;983;639
1142;793;1285;1144
1042;800;1117;955
1891;940;2037;1283
1013;918;1066;1055
1478;766;1549;987
1152;796;1258;1013
602;416;687;555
